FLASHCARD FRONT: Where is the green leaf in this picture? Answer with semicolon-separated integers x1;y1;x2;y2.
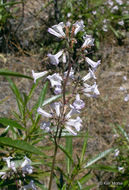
87;164;118;172
0;118;25;130
65;136;73;174
0;69;32;79
33;82;48;113
80;131;88;163
79;172;93;185
58;144;74;166
6;77;23;115
33;81;48;123
117;125;129;142
42;94;62;107
0;137;44;155
84;148;114;168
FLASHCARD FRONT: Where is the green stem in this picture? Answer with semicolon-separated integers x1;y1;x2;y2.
48;138;58;190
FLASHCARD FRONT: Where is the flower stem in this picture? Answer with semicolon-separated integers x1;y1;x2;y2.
48;140;58;190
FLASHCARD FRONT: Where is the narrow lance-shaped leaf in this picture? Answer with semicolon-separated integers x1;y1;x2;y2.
0;118;25;130
0;137;44;155
42;94;62;107
117;125;129;142
84;148;114;168
6;77;23;116
65;136;73;174
0;69;32;79
80;131;89;163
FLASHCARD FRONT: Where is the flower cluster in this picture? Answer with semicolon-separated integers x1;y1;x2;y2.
0;156;34;187
32;21;101;136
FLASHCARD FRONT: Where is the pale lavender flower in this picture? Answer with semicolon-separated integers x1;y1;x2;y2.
64;67;74;79
73;20;85;36
82;35;94;49
67;13;71;18
37;107;52;118
62;52;67;63
108;0;114;6
92;10;97;15
47;50;63;65
23;180;37;190
124;94;129;102
65;116;82;135
73;94;85;110
82;68;96;81
47;73;62;87
65;104;80;119
40;121;51;132
83;82;100;97
48;22;65;38
32;70;48;83
85;57;101;70
21;157;31;168
114;149;120;157
111;5;119;12
118;167;124;171
54;85;62;94
50;102;61;117
116;0;123;5
102;24;108;32
123;76;127;81
118;20;124;26
119;86;126;91
21;156;33;175
3;157;16;172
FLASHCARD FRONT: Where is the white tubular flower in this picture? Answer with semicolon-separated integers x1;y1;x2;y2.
62;52;67;63
65;105;80;119
116;0;123;5
3;157;16;172
47;50;63;65
54;85;62;94
86;57;101;70
108;0;114;6
47;73;62;87
114;149;120;157
65;126;77;136
73;20;85;36
64;68;74;79
40;121;51;132
21;157;33;175
118;20;124;26
124;94;129;102
51;102;61;117
82;68;96;82
82;35;94;49
21;157;31;168
111;5;119;12
22;165;33;175
32;70;48;83
23;180;37;190
65;116;82;135
48;22;65;38
10;161;16;172
73;94;85;110
83;82;100;97
118;167;124;171
3;157;12;168
37;107;52;118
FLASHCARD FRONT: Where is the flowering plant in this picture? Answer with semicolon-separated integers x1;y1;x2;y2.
0;21;115;190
